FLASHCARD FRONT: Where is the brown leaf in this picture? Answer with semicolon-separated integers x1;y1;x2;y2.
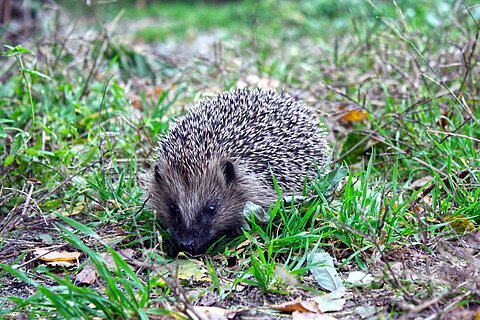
444;214;475;233
474;310;480;320
152;86;164;97
412;195;432;214
235;238;251;253
33;248;81;262
60;201;85;216
340;110;368;122
33;248;81;268
131;98;143;110
410;175;433;190
271;298;319;314
187;306;239;320
293;311;337;320
75;249;135;285
75;262;98;285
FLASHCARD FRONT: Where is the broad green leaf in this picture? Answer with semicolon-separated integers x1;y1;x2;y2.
309;250;344;292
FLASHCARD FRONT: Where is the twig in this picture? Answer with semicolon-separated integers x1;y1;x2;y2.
407;289;451;314
425;290;471;320
427;128;480;143
19;182;34;219
78;32;108;99
418;169;471;199
0;184;44;234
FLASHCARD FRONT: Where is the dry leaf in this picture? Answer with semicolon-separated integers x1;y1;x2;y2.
103;249;135;268
187;306;238;320
292;311;337;320
34;248;81;262
313;290;347;312
410;176;433;190
131;99;143;110
152;86;164;97
309;251;345;292
271;298;319;313
345;271;374;285
444;214;475;233
60;201;85;216
474;310;480;320
33;248;81;268
340;110;368;122
235;238;251;253
75;262;98;285
171;259;210;283
75;249;135;285
412;195;432;214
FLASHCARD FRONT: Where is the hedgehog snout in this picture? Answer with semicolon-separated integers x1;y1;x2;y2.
175;234;210;255
170;221;214;255
178;238;196;254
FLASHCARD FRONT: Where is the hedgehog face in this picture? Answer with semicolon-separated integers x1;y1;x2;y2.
150;158;249;255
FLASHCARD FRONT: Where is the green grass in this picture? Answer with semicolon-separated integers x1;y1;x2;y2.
1;0;479;318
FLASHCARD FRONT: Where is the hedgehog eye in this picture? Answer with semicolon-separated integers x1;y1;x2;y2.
204;201;216;215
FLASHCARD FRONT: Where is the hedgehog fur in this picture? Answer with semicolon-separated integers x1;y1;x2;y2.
150;88;328;254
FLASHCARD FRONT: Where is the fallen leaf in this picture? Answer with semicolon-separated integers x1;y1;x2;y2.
131;98;143;110
34;248;81;262
473;310;480;320
313;289;346;312
309;251;345;292
345;271;374;285
33;248;81;268
292;311;337;320
75;262;98;285
171;259;210;283
75;249;135;285
444;214;475;233
152;86;164;97
412;195;432;214
410;175;433;190
235;239;251;253
271;298;319;313
187;306;239;320
355;305;377;319
60;201;85;216
242;201;269;229
340;110;368;122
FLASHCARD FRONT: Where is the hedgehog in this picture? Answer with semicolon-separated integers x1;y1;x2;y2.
149;88;328;255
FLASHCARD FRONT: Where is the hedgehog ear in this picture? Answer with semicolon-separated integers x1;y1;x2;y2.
222;160;236;185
